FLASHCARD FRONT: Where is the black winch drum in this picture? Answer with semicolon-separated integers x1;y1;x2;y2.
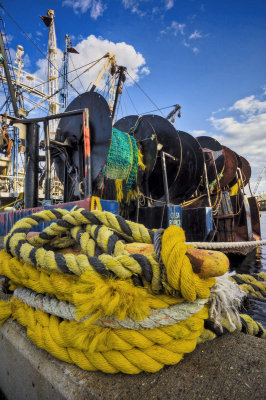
167;130;205;203
131;115;204;202
197;136;225;184
141;115;182;200
115;114;181;199
114;115;158;177
55;92;112;184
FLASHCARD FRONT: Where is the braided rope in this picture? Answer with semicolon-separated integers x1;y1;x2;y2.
13;287;208;329
3;297;208;374
229;273;266;299
3;208;216;302
0;250;182;322
199;313;266;342
1;208;264;374
188;239;266;250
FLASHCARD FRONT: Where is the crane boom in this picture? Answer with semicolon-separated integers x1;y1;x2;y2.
90;52;116;93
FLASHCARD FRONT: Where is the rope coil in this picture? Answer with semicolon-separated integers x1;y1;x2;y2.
0;207;265;374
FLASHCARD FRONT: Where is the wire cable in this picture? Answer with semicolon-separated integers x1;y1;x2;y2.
0;2;79;95
124;86;139;115
69;55;86;93
126;71;165;117
20;58;104;95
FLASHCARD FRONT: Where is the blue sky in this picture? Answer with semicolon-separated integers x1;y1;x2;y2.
1;0;266;190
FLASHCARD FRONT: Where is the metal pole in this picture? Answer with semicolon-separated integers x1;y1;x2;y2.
161;151;170;206
12;108;87;124
237;167;246;195
24;123;39;208
203;160;212;207
112;66;126;122
44;120;51;201
15;127;19;192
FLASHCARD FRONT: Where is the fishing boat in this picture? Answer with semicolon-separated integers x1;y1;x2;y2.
0;8;262;256
0;7;265;400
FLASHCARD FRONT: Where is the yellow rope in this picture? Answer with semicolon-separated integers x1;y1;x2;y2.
0;300;12;324
0;250;182;322
4;208;216;301
229;274;266;299
1;297;208;374
161;226;216;301
0;192;23;211
1;207;262;374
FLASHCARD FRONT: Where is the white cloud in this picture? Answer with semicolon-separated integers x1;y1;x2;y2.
211;107;226;115
210;113;266;142
131;5;146;17
140;66;150;76
165;0;174;10
208;89;266;190
191;129;206;136
22;54;31;69
91;0;105;18
121;0;146;16
121;0;174;17
33;35;149;99
34;48;63;82
229;95;266;114
189;30;202;40
122;0;135;7
62;0;105;19
161;22;202;54
36;31;43;37
161;21;186;36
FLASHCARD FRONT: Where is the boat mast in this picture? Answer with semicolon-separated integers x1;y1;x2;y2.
61;35;70;110
112;66;127;122
41;9;59;135
61;34;78;111
0;16;19;117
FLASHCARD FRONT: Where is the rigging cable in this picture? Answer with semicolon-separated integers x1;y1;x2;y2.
124;85;139;115
27;59;103;113
69;55;86;93
141;104;179;115
126;70;165;117
19;58;105;95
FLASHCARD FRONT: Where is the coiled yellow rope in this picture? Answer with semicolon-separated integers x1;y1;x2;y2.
0;207;265;374
3;208;216;301
3;298;207;374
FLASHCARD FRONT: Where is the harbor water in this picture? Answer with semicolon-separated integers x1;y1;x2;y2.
229;211;266;326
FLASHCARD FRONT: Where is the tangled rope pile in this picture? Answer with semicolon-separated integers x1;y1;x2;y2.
0;206;265;374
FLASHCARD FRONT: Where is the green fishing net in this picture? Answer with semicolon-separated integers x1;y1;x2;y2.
104;127;139;191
